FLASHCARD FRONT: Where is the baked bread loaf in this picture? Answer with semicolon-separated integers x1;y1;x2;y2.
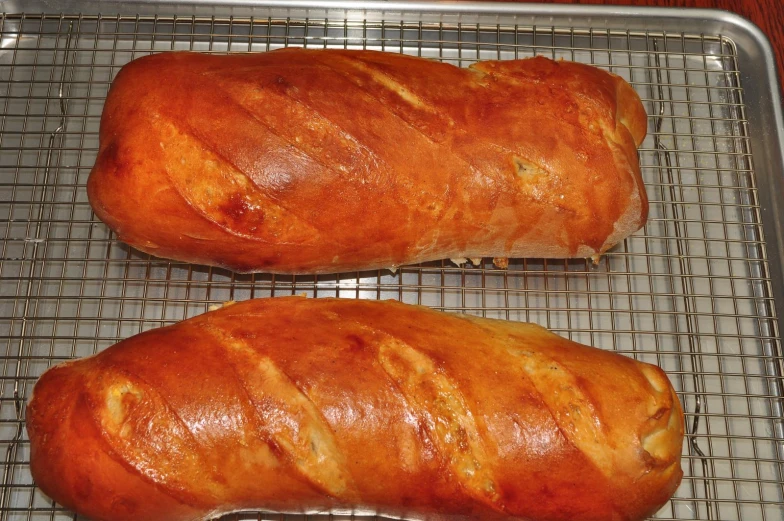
87;49;648;274
28;297;682;521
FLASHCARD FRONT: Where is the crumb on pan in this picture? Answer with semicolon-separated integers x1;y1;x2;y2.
492;257;509;269
208;300;237;312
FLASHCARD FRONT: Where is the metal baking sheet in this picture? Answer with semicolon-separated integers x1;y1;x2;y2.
1;2;783;520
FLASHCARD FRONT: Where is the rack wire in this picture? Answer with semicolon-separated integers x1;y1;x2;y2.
0;10;782;521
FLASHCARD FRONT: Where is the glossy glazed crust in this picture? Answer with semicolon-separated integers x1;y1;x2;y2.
28;297;682;521
87;49;648;274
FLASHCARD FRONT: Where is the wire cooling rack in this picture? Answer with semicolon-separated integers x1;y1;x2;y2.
0;9;782;521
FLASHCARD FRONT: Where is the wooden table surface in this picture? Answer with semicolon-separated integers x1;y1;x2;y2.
501;0;784;93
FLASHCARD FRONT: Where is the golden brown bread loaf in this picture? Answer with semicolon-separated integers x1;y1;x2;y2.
87;49;648;273
27;297;682;521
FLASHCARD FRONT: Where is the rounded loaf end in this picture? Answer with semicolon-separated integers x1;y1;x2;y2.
26;360;203;521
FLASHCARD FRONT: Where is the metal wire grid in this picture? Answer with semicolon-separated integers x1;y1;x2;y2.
0;11;781;521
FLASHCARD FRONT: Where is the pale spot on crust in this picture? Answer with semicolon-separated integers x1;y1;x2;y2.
104;382;144;435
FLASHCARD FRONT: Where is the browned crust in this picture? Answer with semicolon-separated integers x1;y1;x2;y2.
87;49;649;274
28;297;682;521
